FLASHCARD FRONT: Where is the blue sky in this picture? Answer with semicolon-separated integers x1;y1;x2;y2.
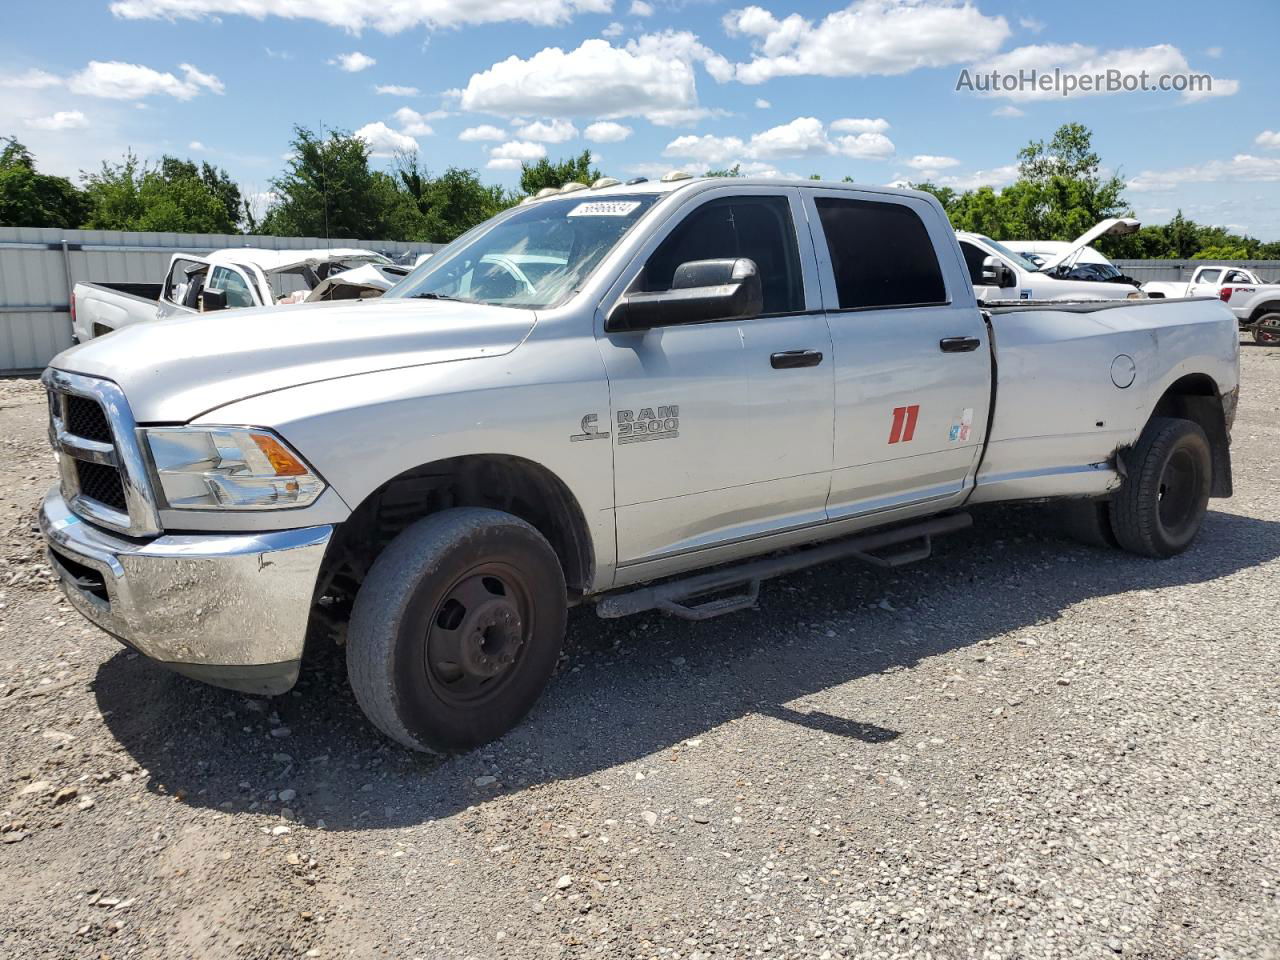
3;0;1277;238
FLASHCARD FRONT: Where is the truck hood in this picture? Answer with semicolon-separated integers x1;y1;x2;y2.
52;297;536;422
1039;217;1141;272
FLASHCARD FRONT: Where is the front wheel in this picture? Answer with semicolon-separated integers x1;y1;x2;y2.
1111;417;1212;558
346;508;568;751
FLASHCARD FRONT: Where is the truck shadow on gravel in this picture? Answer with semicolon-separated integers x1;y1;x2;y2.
92;505;1280;831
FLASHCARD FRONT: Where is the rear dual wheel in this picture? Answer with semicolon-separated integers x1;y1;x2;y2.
1062;417;1211;558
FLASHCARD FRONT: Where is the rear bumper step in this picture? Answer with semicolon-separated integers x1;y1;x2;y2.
595;512;972;621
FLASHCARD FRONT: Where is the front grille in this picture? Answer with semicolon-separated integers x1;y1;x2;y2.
75;460;128;513
64;394;112;443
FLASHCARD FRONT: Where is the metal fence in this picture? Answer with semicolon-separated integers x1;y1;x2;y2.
1113;259;1280;283
3;231;1278;374
0;227;441;374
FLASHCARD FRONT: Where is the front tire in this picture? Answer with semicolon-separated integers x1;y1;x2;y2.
1111;417;1212;558
346;508;568;752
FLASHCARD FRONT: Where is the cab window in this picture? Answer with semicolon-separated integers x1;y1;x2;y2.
814;197;946;309
1196;269;1222;285
637;195;804;316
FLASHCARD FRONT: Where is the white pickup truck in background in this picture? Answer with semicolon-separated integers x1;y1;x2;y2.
957;217;1144;302
71;247;407;342
1143;265;1280;342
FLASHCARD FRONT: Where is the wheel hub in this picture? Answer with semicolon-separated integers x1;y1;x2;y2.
426;571;529;698
457;598;523;679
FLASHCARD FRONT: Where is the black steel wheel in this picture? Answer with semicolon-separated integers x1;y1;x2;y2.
1111;417;1212;558
347;508;567;751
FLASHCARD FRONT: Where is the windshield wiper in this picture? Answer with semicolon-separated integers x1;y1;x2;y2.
410;292;472;302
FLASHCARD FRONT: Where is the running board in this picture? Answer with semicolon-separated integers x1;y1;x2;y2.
595;513;972;621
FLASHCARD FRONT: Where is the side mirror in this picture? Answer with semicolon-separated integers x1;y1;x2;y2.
202;289;227;312
607;258;763;333
980;256;1015;289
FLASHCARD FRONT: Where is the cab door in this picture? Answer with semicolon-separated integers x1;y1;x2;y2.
1188;268;1223;298
802;189;992;521
596;187;834;568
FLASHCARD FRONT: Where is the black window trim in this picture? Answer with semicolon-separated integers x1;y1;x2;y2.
621;189;810;326
807;189;955;314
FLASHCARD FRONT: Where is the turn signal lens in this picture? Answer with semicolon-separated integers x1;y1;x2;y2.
251;433;308;476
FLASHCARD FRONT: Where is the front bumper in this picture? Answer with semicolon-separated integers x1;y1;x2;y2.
40;487;333;695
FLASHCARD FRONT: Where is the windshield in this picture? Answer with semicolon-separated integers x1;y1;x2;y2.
386;194;660;309
974;235;1043;273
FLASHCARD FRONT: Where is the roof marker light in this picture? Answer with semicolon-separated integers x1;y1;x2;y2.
535;187;560;198
591;177;622;189
559;181;589;193
661;170;693;182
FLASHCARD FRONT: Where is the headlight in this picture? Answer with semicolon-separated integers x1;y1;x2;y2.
143;426;325;510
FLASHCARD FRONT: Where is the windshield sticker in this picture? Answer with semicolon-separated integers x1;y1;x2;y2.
567;201;642;218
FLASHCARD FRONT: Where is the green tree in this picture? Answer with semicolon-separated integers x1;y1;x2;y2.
81;150;242;232
0;137;89;228
705;164;743;177
395;154;513;243
519;150;601;195
261;125;422;240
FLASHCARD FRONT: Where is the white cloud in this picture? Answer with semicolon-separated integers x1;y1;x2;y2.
516;118;579;142
67;61;223;100
456;38;697;119
1018;16;1045;33
1205;46;1222;59
664;115;895;168
906;154;959;170
836;132;895;159
487;140;547;170
459;124;508;141
970;43;1237;102
602;21;625;38
724;0;1010;84
355;121;419;155
829;117;889;134
584;120;632;142
376;84;420;96
265;47;293;60
188;139;205;150
992;104;1024;117
110;0;613;32
629;0;653;14
0;68;63;89
25;110;88;131
1130;154;1280;192
627;30;734;84
1256;130;1280;150
393;107;435;136
899;163;1018;191
331;52;376;73
754;98;771;109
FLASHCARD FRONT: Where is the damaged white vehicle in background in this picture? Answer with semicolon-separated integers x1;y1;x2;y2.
70;248;410;342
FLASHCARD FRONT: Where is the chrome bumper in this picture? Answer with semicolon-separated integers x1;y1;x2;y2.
40;487;333;695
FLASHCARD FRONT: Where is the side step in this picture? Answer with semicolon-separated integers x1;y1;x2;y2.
595;512;972;621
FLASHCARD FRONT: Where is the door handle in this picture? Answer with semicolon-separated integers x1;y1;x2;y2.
770;349;824;369
939;336;981;353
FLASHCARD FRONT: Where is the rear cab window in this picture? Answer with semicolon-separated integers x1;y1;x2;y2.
812;196;947;309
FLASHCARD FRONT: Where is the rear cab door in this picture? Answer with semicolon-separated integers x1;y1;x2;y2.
203;263;264;312
1187;267;1223;298
801;187;992;521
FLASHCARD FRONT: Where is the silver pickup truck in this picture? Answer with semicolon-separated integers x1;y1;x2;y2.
39;176;1240;751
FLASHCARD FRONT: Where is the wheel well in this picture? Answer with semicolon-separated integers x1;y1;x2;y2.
1149;374;1232;498
1248;300;1280;323
311;455;593;645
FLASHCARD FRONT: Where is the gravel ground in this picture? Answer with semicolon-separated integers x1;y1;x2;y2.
1;346;1278;960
